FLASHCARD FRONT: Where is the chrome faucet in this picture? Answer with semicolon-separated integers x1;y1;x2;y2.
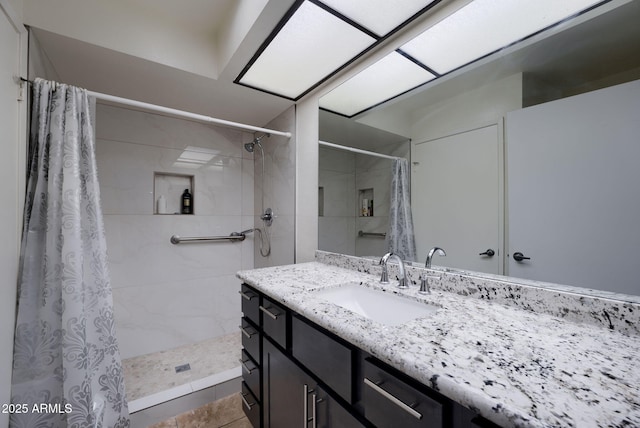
379;252;408;289
419;247;446;294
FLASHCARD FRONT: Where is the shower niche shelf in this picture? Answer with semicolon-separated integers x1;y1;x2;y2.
154;172;194;215
358;188;374;217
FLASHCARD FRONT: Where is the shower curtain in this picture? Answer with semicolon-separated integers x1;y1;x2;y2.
10;79;129;428
386;158;417;261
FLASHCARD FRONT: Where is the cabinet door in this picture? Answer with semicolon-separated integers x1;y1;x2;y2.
263;338;310;428
292;315;353;403
314;384;365;428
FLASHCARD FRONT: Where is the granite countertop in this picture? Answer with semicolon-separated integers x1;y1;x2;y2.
237;259;640;428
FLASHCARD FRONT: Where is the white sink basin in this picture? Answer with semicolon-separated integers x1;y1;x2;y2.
314;283;438;326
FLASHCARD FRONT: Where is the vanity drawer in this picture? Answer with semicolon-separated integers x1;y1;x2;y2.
240;317;260;362
260;296;288;349
241;381;260;428
363;358;443;428
291;315;353;403
240;349;261;401
240;284;260;326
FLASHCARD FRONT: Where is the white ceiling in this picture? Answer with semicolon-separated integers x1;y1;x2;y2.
26;0;297;128
25;0;640;140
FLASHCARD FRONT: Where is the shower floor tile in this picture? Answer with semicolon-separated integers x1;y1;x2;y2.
123;332;241;402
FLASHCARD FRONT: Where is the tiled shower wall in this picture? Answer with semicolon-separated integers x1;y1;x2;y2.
319;141;410;258
95;104;256;359
254;106;296;268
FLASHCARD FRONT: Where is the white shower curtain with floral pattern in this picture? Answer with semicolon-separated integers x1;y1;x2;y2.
386;158;417;262
10;79;129;428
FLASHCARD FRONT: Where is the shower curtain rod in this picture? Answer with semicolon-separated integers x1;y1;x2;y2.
319;140;404;161
19;77;292;138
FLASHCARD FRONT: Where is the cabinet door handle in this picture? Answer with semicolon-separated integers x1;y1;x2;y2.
311;392;318;428
303;384;310;428
259;305;280;320
239;358;256;374
364;378;422;420
238;325;255;338
241;392;256;410
239;290;256;301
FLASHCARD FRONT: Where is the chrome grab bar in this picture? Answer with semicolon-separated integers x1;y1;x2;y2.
170;233;245;244
358;230;386;238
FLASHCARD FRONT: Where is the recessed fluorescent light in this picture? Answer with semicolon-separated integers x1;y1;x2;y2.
401;0;604;74
319;0;437;37
239;1;375;99
319;51;436;116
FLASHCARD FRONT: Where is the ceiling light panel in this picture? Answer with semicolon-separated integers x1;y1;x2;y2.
319;51;436;116
319;0;437;37
401;0;604;74
239;1;375;99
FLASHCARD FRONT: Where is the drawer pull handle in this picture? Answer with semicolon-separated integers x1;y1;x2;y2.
259;305;280;320
364;378;422;420
239;290;256;301
239;358;256;374
239;325;255;338
241;392;256;410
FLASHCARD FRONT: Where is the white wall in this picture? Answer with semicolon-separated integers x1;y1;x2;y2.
295;99;319;263
95;104;255;359
0;1;26;426
23;0;221;79
410;73;523;143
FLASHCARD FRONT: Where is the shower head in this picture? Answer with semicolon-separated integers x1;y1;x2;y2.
244;134;269;153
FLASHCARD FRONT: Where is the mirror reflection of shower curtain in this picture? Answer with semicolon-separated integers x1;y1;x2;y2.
10;79;130;427
386;158;416;261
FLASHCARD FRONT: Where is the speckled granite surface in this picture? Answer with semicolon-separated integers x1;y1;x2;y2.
237;253;640;428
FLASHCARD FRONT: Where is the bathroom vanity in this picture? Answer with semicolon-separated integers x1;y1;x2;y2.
237;252;640;427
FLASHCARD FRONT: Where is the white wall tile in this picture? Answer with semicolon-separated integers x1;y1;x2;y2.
97;104;252;359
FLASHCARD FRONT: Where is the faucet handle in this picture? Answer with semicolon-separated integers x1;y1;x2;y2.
419;273;441;295
379;254;390;284
378;253;393;284
379;268;390;284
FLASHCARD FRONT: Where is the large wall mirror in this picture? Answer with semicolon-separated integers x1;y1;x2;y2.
318;0;640;297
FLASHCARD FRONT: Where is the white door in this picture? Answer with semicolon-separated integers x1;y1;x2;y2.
412;124;502;274
506;80;640;294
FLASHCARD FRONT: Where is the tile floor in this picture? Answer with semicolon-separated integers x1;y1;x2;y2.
122;333;244;427
148;393;251;428
123;333;241;401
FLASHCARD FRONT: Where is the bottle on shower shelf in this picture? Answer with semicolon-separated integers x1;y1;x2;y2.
181;189;192;214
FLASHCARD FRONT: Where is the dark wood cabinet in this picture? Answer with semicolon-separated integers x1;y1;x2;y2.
261;296;288;348
240;283;502;428
291;315;353;403
364;358;443;428
263;338;309;428
263;338;364;428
